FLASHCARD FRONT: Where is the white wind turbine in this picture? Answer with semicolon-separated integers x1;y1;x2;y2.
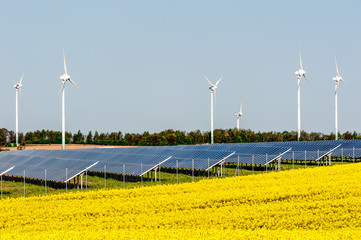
204;75;222;144
58;49;79;150
235;102;243;130
294;48;309;141
333;57;345;140
11;73;24;146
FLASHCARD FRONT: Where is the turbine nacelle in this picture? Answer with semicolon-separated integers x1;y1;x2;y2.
235;112;242;118
209;85;217;92
58;50;79;95
13;83;22;90
295;69;306;79
333;75;344;84
333;57;344;85
11;73;24;93
295;48;308;81
60;73;71;81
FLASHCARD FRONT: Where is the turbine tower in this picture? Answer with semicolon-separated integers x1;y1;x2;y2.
235;102;243;130
204;75;222;144
59;49;79;150
11;74;24;146
294;48;308;141
333;57;345;140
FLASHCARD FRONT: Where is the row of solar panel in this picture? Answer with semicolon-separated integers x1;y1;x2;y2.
0;147;236;182
1;140;361;182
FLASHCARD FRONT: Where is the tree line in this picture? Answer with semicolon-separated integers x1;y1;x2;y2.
1;128;361;147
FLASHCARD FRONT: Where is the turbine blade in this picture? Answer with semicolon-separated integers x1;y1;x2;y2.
11;78;17;85
58;82;65;95
299;47;303;70
63;48;68;75
69;79;79;89
335;56;340;76
20;73;24;84
240;102;242;114
203;75;214;86
215;76;223;87
303;74;309;82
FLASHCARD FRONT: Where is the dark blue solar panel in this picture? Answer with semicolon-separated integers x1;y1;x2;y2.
171;144;290;165
204;141;341;161
75;147;234;171
0;151;98;182
327;140;361;157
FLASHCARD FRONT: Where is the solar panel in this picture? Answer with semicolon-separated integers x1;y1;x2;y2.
329;140;361;158
2;139;358;182
0;151;98;182
74;147;235;171
171;144;291;165
206;141;341;162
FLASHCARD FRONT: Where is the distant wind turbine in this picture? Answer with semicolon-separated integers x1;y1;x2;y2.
204;75;222;144
11;73;24;146
333;57;345;140
59;49;79;150
235;102;243;130
294;48;308;141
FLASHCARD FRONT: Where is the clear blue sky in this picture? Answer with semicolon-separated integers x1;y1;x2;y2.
0;0;360;134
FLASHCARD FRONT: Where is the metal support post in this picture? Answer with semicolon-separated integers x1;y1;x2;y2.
104;165;106;190
159;163;161;185
292;151;294;169
141;163;143;187
123;163;125;189
223;161;225;178
192;159;194;182
66;168;68;193
305;150;307;168
317;150;320;167
252;154;254;174
176;160;179;184
86;170;88;192
341;148;343;164
235;156;239;177
207;158;210;179
278;158;281;171
80;174;83;190
154;167;157;182
45;169;47;196
266;154;268;171
23;170;25;197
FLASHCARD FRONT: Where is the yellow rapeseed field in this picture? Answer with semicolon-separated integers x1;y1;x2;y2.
1;163;361;239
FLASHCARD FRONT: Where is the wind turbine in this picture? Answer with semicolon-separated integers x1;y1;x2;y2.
59;49;79;150
11;73;24;146
235;102;243;130
204;75;222;144
294;48;308;141
333;57;345;140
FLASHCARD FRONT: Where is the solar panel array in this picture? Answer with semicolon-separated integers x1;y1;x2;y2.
172;144;292;165
71;147;235;172
212;141;341;161
1;139;361;182
0;151;98;182
7;148;172;177
328;140;361;158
